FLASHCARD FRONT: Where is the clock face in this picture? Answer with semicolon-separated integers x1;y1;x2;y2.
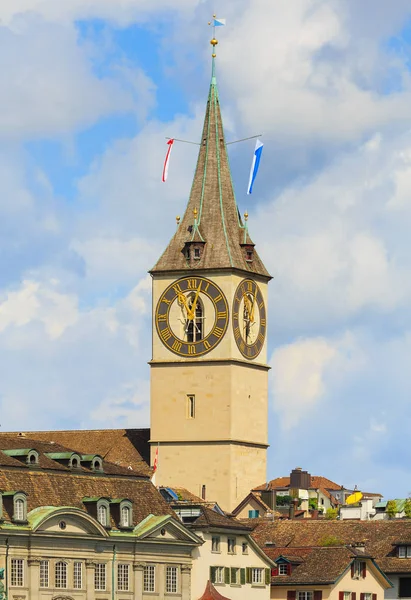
232;279;266;360
155;276;229;358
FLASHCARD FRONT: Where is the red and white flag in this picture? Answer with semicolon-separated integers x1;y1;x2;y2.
162;139;174;182
151;445;159;486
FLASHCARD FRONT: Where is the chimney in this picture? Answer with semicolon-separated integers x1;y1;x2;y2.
311;509;319;519
290;467;311;490
289;498;299;520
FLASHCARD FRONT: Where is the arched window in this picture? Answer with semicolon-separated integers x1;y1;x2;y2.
55;562;67;588
13;495;27;522
186;295;204;342
97;502;109;527
121;505;130;527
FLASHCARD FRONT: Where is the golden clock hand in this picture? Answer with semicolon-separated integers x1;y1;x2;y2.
177;292;191;320
188;281;202;320
243;292;252;321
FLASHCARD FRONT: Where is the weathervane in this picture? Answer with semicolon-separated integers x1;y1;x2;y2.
208;14;226;57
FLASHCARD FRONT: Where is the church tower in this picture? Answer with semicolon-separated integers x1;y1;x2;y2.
150;41;271;512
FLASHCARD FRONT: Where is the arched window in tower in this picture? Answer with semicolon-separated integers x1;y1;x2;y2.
186;294;204;342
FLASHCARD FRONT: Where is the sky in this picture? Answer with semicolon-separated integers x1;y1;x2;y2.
1;0;411;498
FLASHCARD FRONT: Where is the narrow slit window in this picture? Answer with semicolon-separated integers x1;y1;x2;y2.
187;395;195;419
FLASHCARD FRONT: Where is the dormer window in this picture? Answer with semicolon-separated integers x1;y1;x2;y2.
27;450;39;465
97;500;110;527
185;247;191;260
351;561;366;579
194;247;201;260
92;457;103;471
398;546;411;558
120;501;133;528
13;493;27;522
69;454;82;469
246;248;254;262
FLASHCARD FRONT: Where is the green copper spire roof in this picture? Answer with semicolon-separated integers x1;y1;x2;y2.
151;58;270;278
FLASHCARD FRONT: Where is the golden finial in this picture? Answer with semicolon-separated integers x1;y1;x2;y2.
210;38;218;47
193;207;198;219
176;215;180;225
244;211;249;221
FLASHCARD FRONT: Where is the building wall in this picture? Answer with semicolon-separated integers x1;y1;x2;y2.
191;530;271;600
0;528;194;600
150;271;269;512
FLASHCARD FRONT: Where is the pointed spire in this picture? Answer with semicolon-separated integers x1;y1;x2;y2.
151;58;270;279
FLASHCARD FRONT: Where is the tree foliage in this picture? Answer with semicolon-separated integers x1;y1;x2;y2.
404;499;411;519
386;500;398;519
325;507;338;520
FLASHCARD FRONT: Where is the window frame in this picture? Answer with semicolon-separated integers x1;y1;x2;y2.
73;561;82;589
165;565;178;594
227;537;236;554
211;536;221;553
187;395;196;419
96;499;110;528
94;563;106;591
10;558;24;587
242;542;248;555
119;500;133;528
55;561;68;589
13;493;27;522
117;563;129;592
143;565;156;593
215;566;224;584
279;563;288;575
251;567;264;585
39;560;49;588
297;592;313;600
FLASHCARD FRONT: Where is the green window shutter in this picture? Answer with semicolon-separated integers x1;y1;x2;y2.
246;567;252;584
230;567;236;584
224;567;230;584
265;568;271;585
240;569;246;585
210;567;216;583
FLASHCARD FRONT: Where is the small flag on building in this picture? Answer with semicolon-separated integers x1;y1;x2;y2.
247;139;264;194
151;445;159;486
213;18;226;26
162;139;174;182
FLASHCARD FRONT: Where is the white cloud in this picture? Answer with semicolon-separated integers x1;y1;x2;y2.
0;20;154;139
0;280;78;339
216;0;411;144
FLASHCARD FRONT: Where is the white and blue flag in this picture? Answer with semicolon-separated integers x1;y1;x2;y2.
247;139;264;194
213;18;226;26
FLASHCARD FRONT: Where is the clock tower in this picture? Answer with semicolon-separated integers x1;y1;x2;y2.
150;50;271;511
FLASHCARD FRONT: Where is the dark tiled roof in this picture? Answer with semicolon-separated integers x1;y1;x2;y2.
270;547;356;585
249;519;411;574
0;429;151;476
0;468;174;525
0;435;142;477
151;61;270;279
198;581;231;600
188;505;252;532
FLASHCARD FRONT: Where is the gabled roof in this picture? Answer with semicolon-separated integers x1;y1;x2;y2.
268;546;390;586
151;58;270;279
232;491;274;516
254;475;342;492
